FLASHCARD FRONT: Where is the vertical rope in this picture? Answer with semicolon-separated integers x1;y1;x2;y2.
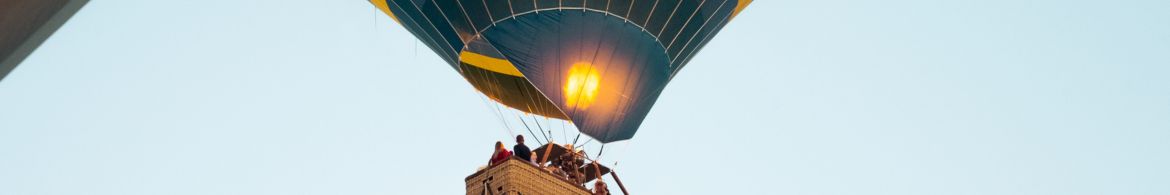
516;110;544;145
478;93;515;137
545;117;555;143
562;120;569;143
572;132;582;146
596;144;606;161
528;113;551;142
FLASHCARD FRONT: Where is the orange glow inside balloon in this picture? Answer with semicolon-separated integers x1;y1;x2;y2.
564;63;600;109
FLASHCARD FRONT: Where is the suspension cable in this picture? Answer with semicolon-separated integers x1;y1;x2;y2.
528;113;551;143
516;111;545;145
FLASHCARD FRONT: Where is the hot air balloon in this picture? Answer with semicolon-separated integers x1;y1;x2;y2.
370;0;751;144
370;1;752;194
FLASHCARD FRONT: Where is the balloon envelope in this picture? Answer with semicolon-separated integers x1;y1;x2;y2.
373;0;751;143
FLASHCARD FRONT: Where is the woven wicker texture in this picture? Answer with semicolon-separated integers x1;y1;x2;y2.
466;158;591;195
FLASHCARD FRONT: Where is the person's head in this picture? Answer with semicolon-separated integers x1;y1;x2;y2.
594;181;607;192
495;141;504;151
516;135;525;144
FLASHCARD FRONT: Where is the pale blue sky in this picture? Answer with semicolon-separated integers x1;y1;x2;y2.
2;0;1169;194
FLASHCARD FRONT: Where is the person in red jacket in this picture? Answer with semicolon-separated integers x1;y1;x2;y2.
489;141;512;166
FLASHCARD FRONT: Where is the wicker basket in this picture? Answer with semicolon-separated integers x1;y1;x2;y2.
466;157;592;195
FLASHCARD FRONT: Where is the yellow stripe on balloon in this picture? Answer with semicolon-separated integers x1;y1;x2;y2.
369;0;401;25
731;0;753;19
459;51;525;77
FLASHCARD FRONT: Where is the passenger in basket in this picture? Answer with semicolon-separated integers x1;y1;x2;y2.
489;141;512;166
593;180;610;195
512;135;532;162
